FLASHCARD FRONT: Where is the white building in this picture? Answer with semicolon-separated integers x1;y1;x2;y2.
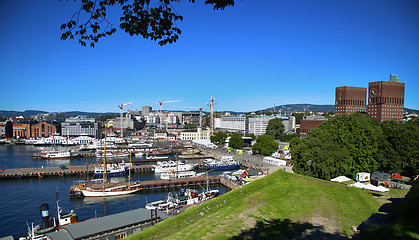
61;116;101;138
215;114;296;136
217;115;248;134
248;115;270;136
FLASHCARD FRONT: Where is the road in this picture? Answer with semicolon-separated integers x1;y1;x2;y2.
200;148;294;174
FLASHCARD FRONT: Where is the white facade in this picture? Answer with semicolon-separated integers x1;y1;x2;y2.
166;113;178;124
215;114;296;135
146;113;160;124
248;117;270;136
218;115;247;134
61;117;100;138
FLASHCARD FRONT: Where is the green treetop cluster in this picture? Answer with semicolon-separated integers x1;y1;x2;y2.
290;113;419;180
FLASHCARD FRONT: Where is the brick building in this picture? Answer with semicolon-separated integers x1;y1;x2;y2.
335;86;367;115
12;123;31;138
368;75;405;121
31;121;56;138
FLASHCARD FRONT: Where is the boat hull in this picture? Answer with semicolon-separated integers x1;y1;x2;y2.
92;170;128;177
205;164;242;171
81;188;141;197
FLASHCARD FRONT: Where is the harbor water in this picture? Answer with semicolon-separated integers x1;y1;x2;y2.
0;144;228;238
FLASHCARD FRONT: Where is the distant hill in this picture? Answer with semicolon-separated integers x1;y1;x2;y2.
258;104;418;114
0;110;117;118
65;111;117;116
0;110;48;117
258;104;335;113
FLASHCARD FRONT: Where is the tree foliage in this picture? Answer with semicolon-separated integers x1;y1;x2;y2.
60;0;235;47
228;132;244;149
290;113;419;180
184;123;197;129
251;135;279;156
266;118;285;139
210;131;227;145
245;133;256;140
279;134;299;142
291;113;383;180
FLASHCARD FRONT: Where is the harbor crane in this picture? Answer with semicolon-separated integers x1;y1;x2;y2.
155;100;181;129
118;102;132;138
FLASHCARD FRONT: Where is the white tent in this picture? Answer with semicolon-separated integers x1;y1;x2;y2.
331;176;352;183
350;182;389;192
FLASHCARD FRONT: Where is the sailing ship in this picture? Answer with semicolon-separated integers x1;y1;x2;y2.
81;133;142;197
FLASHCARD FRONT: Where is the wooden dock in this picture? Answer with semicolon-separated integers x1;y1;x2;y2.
69;175;222;197
0;165;155;179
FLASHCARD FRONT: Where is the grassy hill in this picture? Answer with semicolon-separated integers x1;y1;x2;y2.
127;170;387;239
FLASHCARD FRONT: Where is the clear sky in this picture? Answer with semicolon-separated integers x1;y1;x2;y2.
0;0;418;113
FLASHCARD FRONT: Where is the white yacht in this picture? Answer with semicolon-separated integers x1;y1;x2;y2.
153;161;193;173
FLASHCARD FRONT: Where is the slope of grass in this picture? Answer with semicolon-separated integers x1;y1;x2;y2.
127;170;381;239
358;182;419;240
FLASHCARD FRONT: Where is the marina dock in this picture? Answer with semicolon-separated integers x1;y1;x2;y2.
0;165;155;179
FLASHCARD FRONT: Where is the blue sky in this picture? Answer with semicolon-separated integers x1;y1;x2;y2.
0;0;418;113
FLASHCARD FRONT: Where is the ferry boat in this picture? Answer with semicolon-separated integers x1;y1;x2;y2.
19;201;78;240
35;150;80;160
95;150;131;158
204;156;242;170
153;160;193;173
160;170;204;180
145;188;219;213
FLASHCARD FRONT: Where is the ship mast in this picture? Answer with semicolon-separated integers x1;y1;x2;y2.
102;132;107;191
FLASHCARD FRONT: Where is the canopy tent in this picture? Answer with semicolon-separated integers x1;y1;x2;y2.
331;176;352;183
350;182;389;192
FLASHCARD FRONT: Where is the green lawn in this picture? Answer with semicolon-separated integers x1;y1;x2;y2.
127;170;382;239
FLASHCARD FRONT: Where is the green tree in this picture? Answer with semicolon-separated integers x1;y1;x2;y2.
210;132;227;145
228;133;245;149
292;112;310;124
61;0;235;47
290;113;383;180
245;133;256;140
184;123;197;129
252;135;279;156
266;118;284;139
380;119;419;176
279;134;299;142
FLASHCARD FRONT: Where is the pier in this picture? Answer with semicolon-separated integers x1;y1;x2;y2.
0;165;156;179
69;175;222;197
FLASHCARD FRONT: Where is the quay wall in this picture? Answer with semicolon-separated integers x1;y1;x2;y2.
0;165;155;179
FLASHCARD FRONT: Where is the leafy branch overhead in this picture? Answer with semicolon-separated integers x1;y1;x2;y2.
60;0;235;47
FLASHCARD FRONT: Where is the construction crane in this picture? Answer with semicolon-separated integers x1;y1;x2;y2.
183;106;207;127
207;96;218;133
118;102;132;138
155;100;181;129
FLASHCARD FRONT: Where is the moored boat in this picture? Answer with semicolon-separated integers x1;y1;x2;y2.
160;170;204;180
145;188;219;213
205;156;242;170
93;163;128;177
34;150;80;160
81;133;141;197
153;160;193;173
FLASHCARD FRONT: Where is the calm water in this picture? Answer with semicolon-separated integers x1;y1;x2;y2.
0;144;227;238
